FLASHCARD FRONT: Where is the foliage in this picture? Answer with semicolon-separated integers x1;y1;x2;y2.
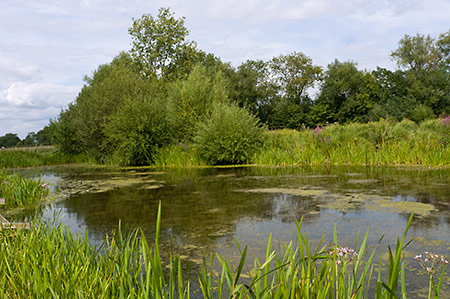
194;102;265;165
52;53;161;159
103;96;170;166
46;11;450;167
0;133;20;148
391;32;450;117
0;171;49;209
0;147;90;168
129;7;198;80
270;51;322;104
316;60;378;124
166;65;229;142
255;119;450;166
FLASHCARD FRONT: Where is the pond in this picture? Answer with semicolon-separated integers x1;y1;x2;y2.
9;164;450;297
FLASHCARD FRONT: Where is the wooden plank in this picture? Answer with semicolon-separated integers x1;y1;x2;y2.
2;222;30;229
0;213;30;229
0;198;5;205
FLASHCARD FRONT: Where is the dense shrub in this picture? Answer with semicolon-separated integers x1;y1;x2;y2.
103;96;170;165
194;102;265;165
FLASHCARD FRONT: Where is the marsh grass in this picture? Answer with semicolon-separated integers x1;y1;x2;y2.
153;144;204;167
1;203;446;298
255;119;450;167
0;147;91;168
0;171;49;209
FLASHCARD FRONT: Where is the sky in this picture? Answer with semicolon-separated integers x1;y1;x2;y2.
1;0;449;138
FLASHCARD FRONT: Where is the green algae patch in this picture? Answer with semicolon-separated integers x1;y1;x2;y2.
347;179;379;184
243;187;327;197
365;198;436;217
318;194;366;212
56;175;165;196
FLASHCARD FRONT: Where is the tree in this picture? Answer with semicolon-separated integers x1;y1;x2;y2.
129;7;198;80
391;32;450;116
0;133;20;148
228;60;279;123
270;52;322;104
21;132;37;146
103;96;170;165
166;65;229;142
391;33;441;73
315;60;378;124
35;125;53;145
52;53;162;158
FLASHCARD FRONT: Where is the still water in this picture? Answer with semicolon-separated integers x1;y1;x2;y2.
10;164;450;297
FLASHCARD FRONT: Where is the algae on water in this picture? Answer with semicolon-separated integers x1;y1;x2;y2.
241;187;436;216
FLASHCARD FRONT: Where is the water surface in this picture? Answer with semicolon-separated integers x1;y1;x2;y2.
10;165;450;297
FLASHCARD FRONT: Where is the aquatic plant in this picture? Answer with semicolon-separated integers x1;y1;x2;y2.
0;147;91;168
415;252;448;299
0;171;49;209
254;119;450;167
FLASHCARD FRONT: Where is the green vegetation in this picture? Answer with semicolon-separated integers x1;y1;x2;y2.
0;126;52;148
0;171;49;209
1;205;447;298
43;8;449;167
194;102;266;165
255;118;450;167
152;118;450;167
0;147;91;168
3;8;447;167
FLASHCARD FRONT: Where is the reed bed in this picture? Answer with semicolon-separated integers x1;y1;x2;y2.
254;118;450;167
152;118;450;168
0;205;447;298
0;171;49;209
0;147;91;168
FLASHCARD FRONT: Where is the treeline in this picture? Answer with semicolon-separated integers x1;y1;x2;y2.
50;8;450;165
0;127;52;149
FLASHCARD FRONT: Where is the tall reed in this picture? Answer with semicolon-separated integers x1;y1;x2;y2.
254;118;450;167
0;147;91;168
0;171;49;209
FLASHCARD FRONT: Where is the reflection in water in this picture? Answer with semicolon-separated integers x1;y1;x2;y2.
9;165;450;297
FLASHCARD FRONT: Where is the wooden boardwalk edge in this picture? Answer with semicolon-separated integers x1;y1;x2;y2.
0;198;31;229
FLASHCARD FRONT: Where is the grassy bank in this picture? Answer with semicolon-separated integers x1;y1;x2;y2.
154;118;450;167
1;206;447;298
0;146;92;168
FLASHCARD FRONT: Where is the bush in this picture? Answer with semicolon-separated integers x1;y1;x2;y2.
103;96;170;165
194;102;265;165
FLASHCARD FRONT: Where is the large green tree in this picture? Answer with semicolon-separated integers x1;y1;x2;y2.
391;32;450;117
315;60;378;124
270;52;322;104
129;7;199;80
267;52;322;129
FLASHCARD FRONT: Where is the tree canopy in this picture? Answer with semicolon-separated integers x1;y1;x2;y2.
45;8;450;165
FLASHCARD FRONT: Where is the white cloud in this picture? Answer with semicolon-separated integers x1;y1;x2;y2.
0;57;41;87
0;82;79;108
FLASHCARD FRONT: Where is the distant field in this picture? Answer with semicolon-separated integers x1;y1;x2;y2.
1;145;54;151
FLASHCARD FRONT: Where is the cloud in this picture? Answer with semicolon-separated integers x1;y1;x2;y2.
0;57;41;87
0;82;79;108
